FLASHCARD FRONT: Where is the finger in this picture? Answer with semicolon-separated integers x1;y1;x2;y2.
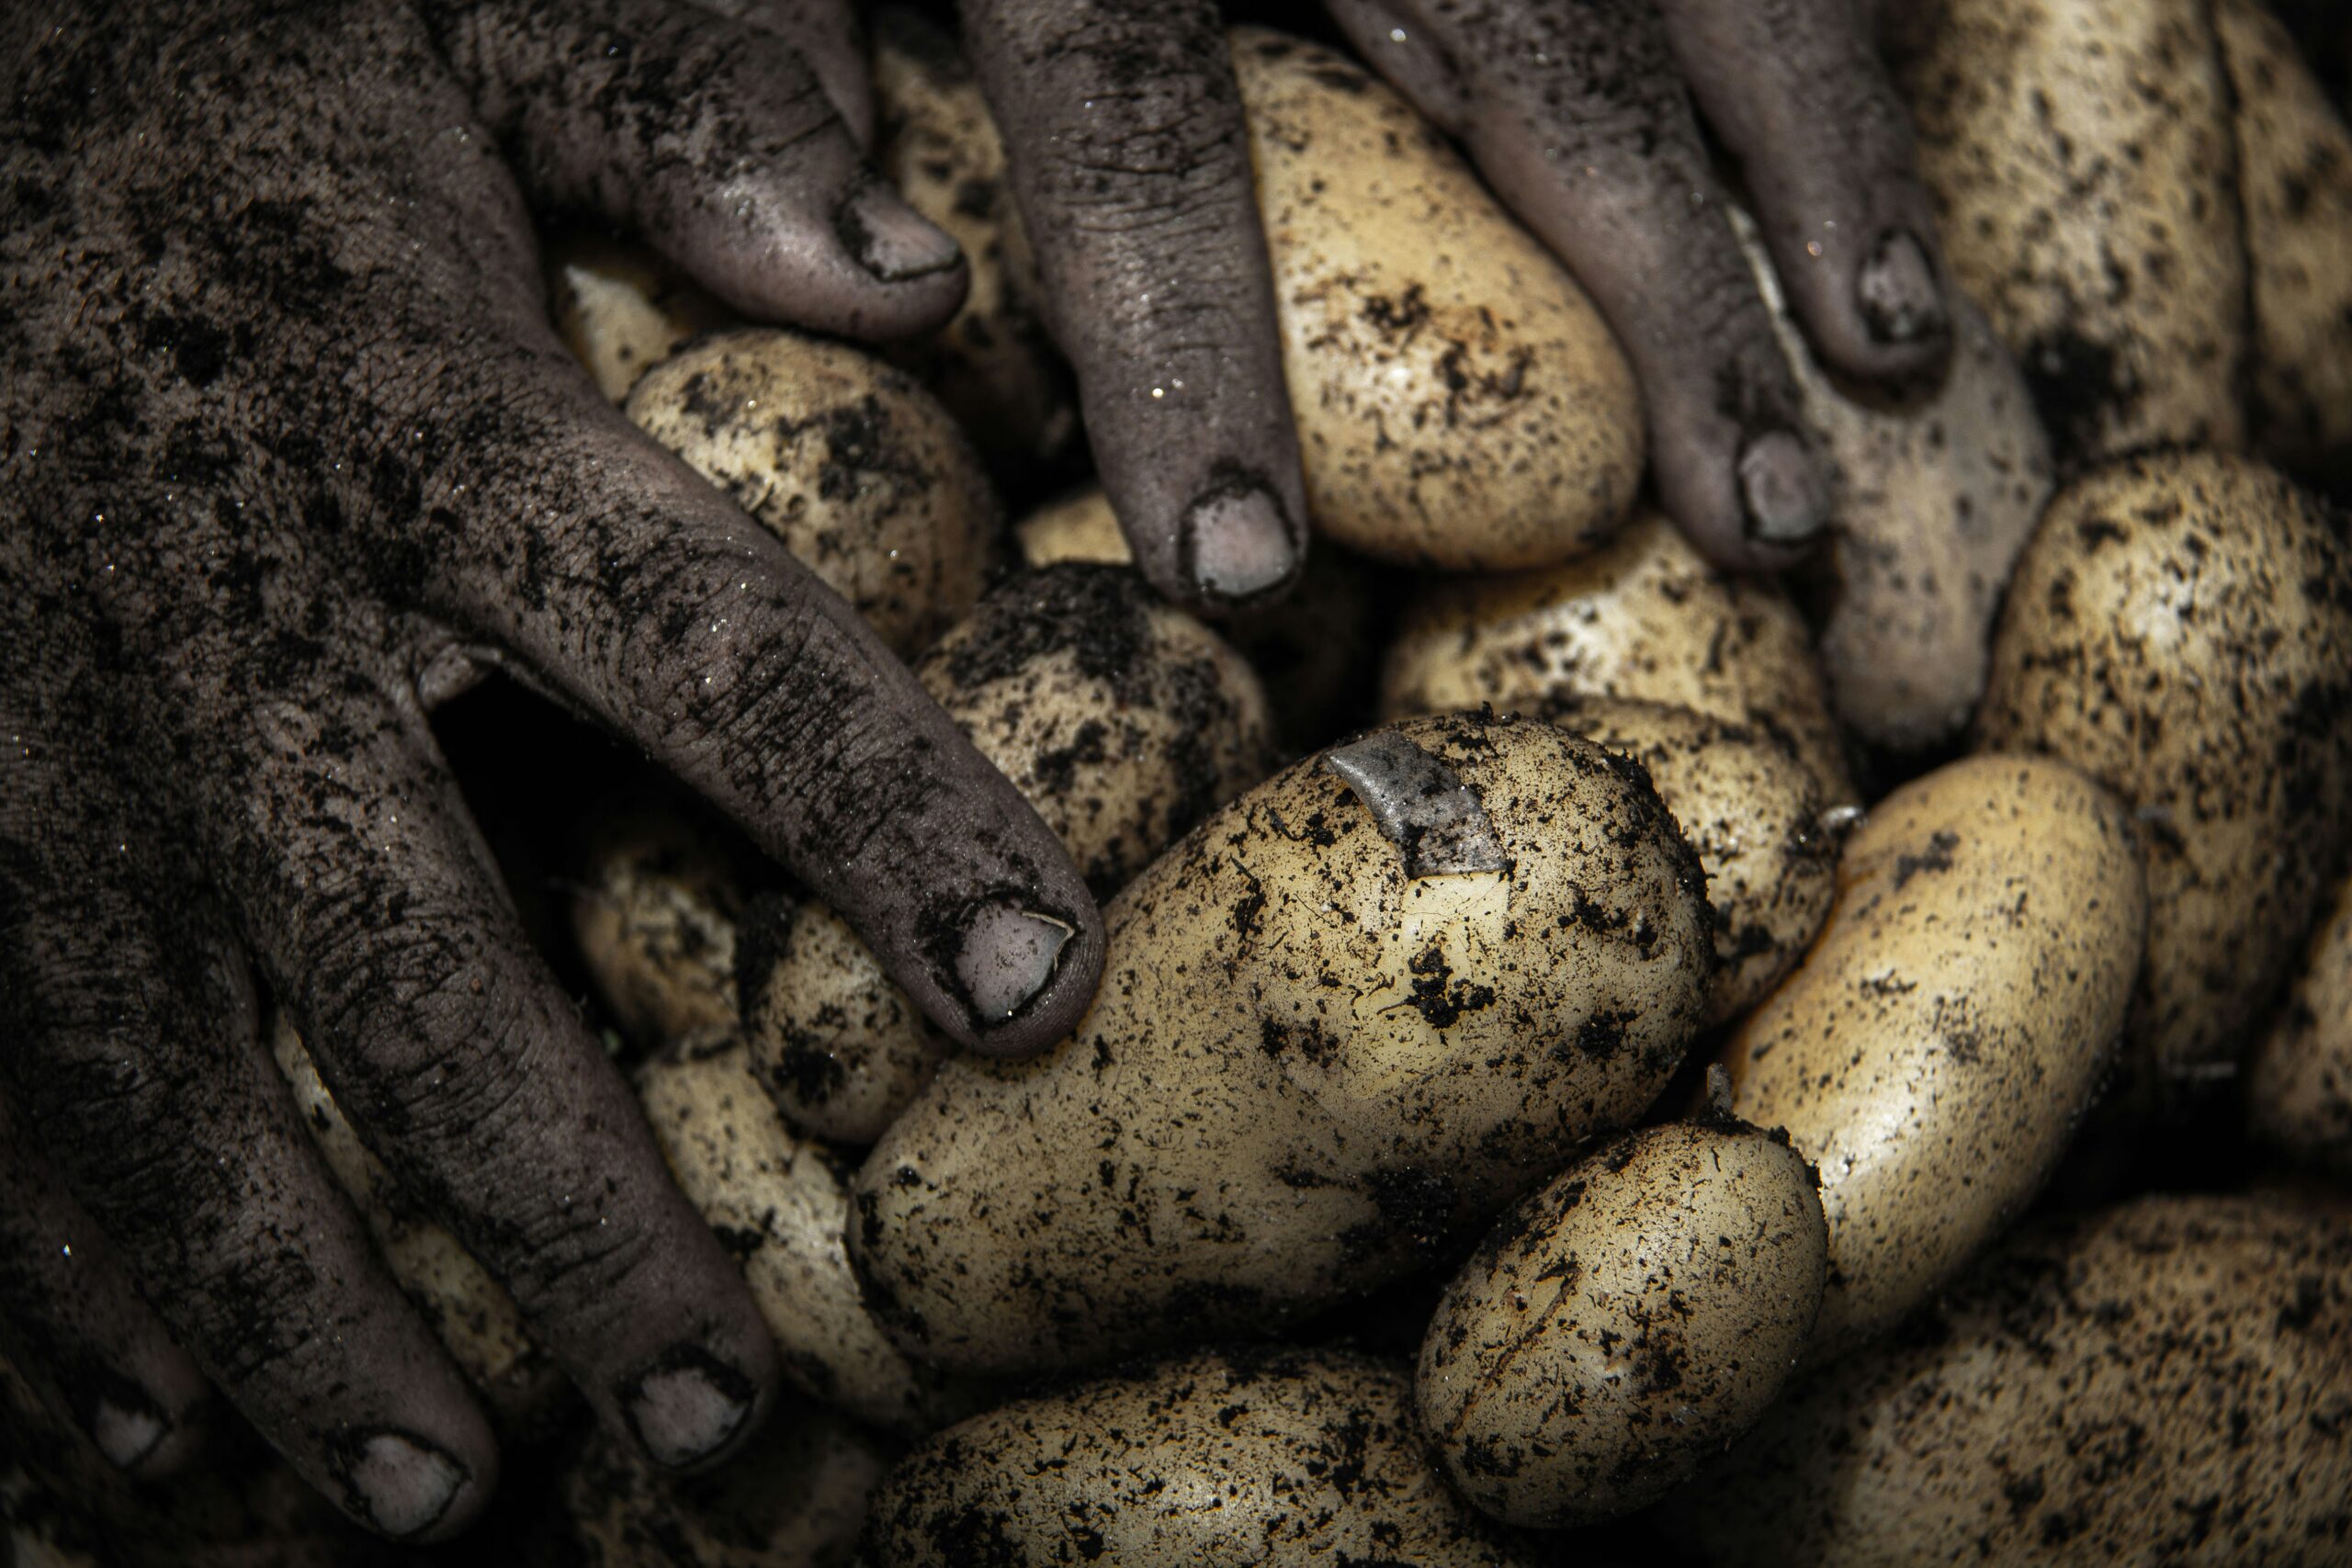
1328;0;1831;570
958;0;1309;610
1653;0;1953;381
0;1098;209;1480
425;0;964;337
0;776;497;1540
691;0;876;145
198;678;780;1473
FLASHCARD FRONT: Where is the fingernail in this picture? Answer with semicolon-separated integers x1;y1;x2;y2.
1737;430;1830;547
834;175;961;283
329;1427;468;1540
83;1381;170;1473
1180;484;1299;605
1857;229;1947;346
956;902;1074;1025
618;1346;757;1471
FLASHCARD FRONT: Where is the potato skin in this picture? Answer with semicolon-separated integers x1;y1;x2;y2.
1382;510;1853;805
570;799;742;1046
1417;1121;1826;1529
1534;696;1836;1024
626;328;997;657
850;713;1713;1377
861;1349;1542;1568
1975;452;2352;1118
2248;874;2352;1179
546;230;730;404
1673;1194;2352;1568
1720;754;2146;1356
1233;30;1643;570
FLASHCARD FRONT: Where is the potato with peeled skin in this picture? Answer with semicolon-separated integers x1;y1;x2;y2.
863;1348;1543;1568
1718;753;2146;1359
1975;451;2352;1120
1671;1194;2352;1568
850;713;1713;1378
1417;1118;1826;1529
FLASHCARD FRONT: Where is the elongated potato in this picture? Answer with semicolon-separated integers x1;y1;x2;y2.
1382;510;1853;804
546;230;731;404
1720;754;2146;1356
862;1349;1541;1568
851;714;1713;1377
626;329;997;657
2248;874;2352;1179
1674;1194;2352;1567
1417;1119;1826;1529
570;797;743;1046
1976;452;2352;1118
1534;696;1837;1023
637;1035;974;1436
741;568;1274;1144
1234;29;1643;570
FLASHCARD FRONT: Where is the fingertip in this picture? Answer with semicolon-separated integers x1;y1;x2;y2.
834;174;964;285
1657;419;1832;574
323;1418;500;1544
951;895;1106;1060
1180;483;1307;611
83;1354;209;1482
609;1337;775;1473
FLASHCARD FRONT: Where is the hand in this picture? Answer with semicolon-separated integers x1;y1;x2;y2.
954;0;1953;592
0;0;1102;1540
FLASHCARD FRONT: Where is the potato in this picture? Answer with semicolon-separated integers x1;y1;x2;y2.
742;567;1275;1145
2247;874;2352;1179
1533;696;1838;1023
1889;0;2247;464
1382;510;1854;805
869;8;1075;480
1727;209;2054;750
545;230;732;405
861;1348;1541;1568
569;797;743;1046
637;1034;975;1436
1975;452;2352;1118
567;1393;890;1568
1720;753;2145;1357
850;713;1713;1377
1015;486;1384;756
267;1017;565;1433
1671;1194;2352;1567
1417;1118;1826;1529
626;329;998;657
1233;29;1644;570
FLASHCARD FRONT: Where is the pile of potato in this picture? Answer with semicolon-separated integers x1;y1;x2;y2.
16;6;2352;1565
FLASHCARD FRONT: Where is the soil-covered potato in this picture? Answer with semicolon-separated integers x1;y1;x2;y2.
2248;874;2352;1179
636;1034;973;1436
1382;510;1853;804
626;329;998;657
1417;1119;1826;1529
1975;452;2352;1119
1534;696;1838;1023
1232;29;1644;570
546;230;732;404
741;568;1274;1145
869;7;1074;479
570;797;743;1046
1672;1194;2352;1567
267;1018;565;1433
850;713;1713;1377
1719;754;2146;1357
860;1348;1542;1567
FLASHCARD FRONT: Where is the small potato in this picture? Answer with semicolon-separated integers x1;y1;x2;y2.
870;8;1075;479
851;714;1713;1377
1975;451;2352;1118
267;1018;566;1433
568;797;743;1047
1418;1119;1826;1529
2247;874;2352;1179
1720;753;2145;1357
862;1348;1541;1568
636;1034;974;1436
545;230;731;404
1672;1194;2352;1567
1382;510;1853;804
1535;696;1837;1023
626;329;998;657
1890;0;2247;464
1233;29;1644;570
567;1393;890;1568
